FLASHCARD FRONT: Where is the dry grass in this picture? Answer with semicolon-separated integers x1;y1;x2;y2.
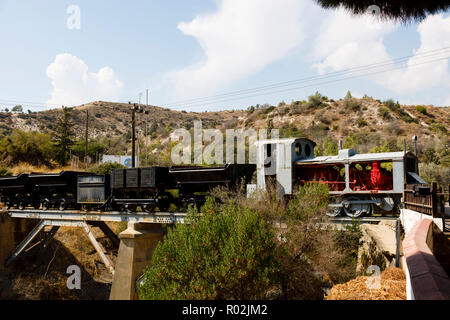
0;225;117;300
10;163;74;175
325;267;406;300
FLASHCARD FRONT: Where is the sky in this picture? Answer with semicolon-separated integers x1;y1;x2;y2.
0;0;450;112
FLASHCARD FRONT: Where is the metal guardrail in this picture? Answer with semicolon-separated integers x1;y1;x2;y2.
6;209;187;224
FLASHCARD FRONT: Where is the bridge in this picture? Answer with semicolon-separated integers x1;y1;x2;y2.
0;182;449;300
400;183;450;300
1;208;188;299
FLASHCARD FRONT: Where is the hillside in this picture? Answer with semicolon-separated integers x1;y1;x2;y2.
1;96;448;143
0;93;449;182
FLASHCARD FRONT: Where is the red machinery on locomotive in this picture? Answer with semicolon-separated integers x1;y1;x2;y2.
253;138;425;217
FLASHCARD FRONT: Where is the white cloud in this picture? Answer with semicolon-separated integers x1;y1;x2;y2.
311;10;450;97
46;53;123;106
382;14;450;94
312;8;395;74
168;0;321;98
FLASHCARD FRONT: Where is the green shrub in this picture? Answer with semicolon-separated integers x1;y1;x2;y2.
422;148;440;165
343;96;360;111
305;92;324;109
0;167;12;176
87;161;125;175
415;105;427;115
419;163;450;186
378;106;392;120
357;119;368;127
139;198;279;300
315;136;338;156
431;123;448;134
0;129;54;166
384;99;398;111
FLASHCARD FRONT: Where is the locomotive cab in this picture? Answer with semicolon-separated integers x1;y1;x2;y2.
253;138;316;195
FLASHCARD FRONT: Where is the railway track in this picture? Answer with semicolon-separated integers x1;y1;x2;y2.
327;215;399;224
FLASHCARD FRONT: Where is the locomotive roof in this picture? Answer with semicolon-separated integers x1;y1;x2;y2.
255;137;316;146
297;150;415;164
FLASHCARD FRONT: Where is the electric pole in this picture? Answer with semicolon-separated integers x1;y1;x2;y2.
146;89;149;167
85;110;89;169
131;103;136;168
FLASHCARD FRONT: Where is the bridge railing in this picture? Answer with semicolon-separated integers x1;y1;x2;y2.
404;183;449;219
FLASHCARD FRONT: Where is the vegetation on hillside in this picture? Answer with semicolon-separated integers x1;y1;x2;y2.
139;183;362;300
0;94;448;185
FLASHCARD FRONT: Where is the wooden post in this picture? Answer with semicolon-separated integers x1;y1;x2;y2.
431;182;438;218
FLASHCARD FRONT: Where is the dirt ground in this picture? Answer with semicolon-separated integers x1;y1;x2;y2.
325;267;406;300
0;222;121;300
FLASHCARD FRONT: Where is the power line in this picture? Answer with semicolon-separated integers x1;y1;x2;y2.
167;54;450;110
161;46;450;108
1;46;450;111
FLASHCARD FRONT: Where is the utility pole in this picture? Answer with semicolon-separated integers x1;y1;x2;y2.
85;110;89;169
146;89;149;167
131;103;136;168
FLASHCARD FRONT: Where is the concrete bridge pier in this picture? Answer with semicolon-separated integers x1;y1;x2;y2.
109;222;166;300
0;212;36;273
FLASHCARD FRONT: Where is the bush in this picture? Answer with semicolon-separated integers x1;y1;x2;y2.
305;92;324;109
378;106;392;120
357;119;368;127
415;105;427;115
315;136;338;156
419;163;450;186
422;148;440;165
344;98;361;111
0;167;12;176
139;198;279;300
384;99;397;111
431;123;448;134
87;161;125;175
140;182;364;300
0;129;54;166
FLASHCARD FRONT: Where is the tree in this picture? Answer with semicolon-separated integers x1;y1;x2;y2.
315;0;450;22
12;105;23;113
139;198;279;300
345;91;352;100
0;129;53;166
52;107;75;166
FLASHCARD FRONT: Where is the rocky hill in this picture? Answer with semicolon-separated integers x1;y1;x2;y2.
0;93;448;169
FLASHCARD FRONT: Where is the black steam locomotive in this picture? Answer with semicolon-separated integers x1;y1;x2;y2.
0;164;256;212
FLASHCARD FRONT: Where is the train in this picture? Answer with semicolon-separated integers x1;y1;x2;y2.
251;138;426;217
0;164;256;213
0;137;427;217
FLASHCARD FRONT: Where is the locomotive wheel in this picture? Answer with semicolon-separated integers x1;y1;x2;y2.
343;197;372;218
326;206;342;217
186;198;197;210
157;192;173;212
42;199;50;211
58;199;66;211
142;203;155;213
124;204;137;213
18;201;25;210
158;199;169;212
33;201;40;209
